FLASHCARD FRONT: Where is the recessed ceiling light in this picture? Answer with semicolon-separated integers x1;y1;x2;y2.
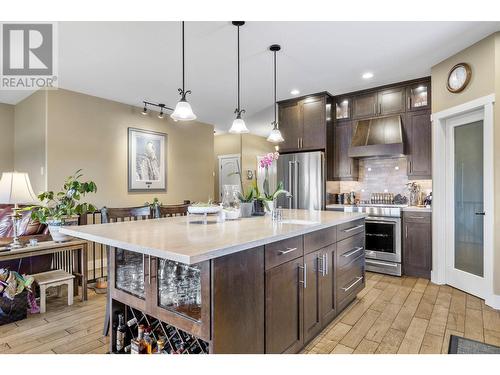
362;72;374;79
290;89;300;95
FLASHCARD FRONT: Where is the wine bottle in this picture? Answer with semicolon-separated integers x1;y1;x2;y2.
116;313;126;353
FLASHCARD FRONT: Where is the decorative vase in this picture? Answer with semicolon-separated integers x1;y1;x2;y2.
222;185;241;220
47;216;79;243
240;202;253;218
265;200;274;214
253;200;265;216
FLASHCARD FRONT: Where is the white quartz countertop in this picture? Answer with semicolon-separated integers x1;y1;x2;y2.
60;209;366;264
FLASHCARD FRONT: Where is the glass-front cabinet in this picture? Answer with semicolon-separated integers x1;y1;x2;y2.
335;97;351;120
407;82;430;111
111;248;210;341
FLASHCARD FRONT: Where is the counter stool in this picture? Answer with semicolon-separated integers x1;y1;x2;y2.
33;269;75;313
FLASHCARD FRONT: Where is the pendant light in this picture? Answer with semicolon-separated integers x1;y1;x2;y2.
228;21;249;134
267;44;284;143
171;21;197;121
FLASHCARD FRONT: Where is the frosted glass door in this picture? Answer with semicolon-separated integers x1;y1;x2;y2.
454;121;484;277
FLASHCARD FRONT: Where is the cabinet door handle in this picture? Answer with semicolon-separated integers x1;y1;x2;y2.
297;138;300;149
278;247;298;255
324;253;328;276
299;263;307;289
407;97;411;109
342;246;364;258
317;254;324;276
342;276;363;292
379;103;382;114
342;224;365;233
148;255;152;284
409;161;412;173
373;103;376;114
405;225;408;239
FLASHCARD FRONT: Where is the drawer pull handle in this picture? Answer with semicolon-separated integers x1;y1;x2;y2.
342;224;364;233
366;259;399;268
278;247;298;255
408;216;425;219
298;263;307;289
342;246;364;258
342;276;363;292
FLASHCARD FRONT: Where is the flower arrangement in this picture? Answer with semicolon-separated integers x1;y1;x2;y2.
260;152;280;197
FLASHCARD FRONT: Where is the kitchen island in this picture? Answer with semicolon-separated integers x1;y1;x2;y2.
61;209;366;354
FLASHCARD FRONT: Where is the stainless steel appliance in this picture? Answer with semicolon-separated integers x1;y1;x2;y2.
276;151;325;210
345;204;403;276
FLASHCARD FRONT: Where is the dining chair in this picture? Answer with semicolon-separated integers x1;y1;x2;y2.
155;200;190;218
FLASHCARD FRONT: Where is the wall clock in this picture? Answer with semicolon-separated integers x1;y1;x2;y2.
446;63;472;93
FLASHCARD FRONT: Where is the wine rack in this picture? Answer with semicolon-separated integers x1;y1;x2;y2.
113;302;210;354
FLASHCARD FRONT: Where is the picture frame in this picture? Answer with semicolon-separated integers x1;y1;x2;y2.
128;127;167;192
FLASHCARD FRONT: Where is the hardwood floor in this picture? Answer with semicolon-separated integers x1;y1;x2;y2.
1;272;499;354
303;272;500;354
0;289;108;354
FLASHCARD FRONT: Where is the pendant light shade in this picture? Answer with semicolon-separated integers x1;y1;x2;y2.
267;44;284;143
228;21;249;134
267;123;284;143
171;21;197;122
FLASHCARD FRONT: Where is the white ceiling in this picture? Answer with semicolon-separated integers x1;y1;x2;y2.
1;21;499;136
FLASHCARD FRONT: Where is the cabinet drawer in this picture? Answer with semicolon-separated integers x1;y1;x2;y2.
337;256;365;306
337;219;365;241
403;211;431;223
304;226;336;254
337;233;365;270
265;236;303;270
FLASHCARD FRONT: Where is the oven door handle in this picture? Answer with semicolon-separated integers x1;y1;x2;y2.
366;220;398;225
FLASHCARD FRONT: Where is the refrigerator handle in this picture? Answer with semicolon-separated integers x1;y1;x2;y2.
288;161;294;209
294;160;299;209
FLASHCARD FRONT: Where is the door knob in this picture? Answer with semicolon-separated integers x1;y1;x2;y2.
475;212;486;216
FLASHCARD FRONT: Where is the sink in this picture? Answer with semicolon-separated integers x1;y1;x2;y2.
279;219;320;225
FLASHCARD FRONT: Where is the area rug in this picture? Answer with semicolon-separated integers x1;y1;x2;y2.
448;335;500;354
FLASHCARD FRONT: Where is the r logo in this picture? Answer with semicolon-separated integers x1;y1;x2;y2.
2;23;53;76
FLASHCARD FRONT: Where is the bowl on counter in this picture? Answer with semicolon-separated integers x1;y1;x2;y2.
187;205;221;215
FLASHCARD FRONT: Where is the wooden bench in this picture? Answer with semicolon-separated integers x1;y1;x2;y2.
32;269;75;313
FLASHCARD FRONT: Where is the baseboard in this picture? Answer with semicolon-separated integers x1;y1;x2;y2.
485;294;500;310
431;270;445;285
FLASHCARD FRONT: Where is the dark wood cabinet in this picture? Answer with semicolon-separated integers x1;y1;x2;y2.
378;87;406;115
301;96;327;150
277;92;332;153
335;97;351;120
319;245;336;324
303;251;321;343
333;121;359;180
265;257;304;353
278;101;301;152
405;109;432;179
403;211;432;278
352;92;378;119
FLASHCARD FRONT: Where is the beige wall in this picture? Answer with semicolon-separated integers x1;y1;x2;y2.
431;32;500;294
432;34;496;113
14;90;47;193
213;133;274;200
0;103;15;174
45;89;214;208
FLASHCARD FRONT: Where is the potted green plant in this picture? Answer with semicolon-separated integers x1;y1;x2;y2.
259;181;289;213
238;186;255;218
29;170;97;242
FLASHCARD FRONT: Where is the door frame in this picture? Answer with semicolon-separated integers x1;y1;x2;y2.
217;154;241;200
432;94;497;307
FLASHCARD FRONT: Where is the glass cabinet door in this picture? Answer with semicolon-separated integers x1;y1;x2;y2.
407;83;429;110
157;258;202;322
335;98;351;120
115;248;145;299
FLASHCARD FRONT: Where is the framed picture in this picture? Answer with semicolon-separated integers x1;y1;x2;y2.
128;127;167;191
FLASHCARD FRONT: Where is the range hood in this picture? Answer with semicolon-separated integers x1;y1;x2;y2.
348;115;405;158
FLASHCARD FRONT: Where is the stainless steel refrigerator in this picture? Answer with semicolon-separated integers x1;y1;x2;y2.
276;151;325;210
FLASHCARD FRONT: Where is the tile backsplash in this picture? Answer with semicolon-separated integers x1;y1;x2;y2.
327;157;432;202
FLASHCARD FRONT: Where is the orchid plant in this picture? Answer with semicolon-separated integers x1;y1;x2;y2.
260;152;280;198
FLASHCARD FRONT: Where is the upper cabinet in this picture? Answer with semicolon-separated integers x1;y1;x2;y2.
278;93;332;153
352;92;378;119
335;97;351;120
405;109;432;179
378;87;406;115
406;82;430;111
352;87;405;119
